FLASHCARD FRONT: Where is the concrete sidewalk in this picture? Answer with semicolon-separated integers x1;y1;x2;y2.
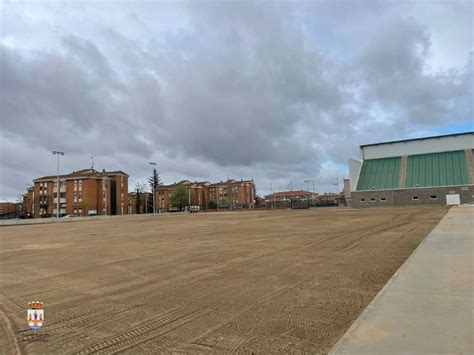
331;206;473;354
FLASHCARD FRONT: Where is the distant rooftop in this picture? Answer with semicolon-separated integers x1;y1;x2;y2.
157;179;253;189
33;168;128;182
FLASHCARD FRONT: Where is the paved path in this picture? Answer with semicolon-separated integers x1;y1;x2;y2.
330;205;473;354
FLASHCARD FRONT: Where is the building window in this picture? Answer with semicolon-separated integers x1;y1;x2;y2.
360;198;366;203
430;195;437;200
412;196;419;201
370;198;376;202
380;197;386;202
60;192;66;198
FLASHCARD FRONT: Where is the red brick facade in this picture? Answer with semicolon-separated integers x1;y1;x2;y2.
26;168;128;218
155;179;255;212
208;180;255;209
0;202;21;217
128;192;150;214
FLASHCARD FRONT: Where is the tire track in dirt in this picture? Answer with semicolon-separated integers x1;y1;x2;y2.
340;209;437;255
187;212;423;353
30;260;286;353
335;212;413;253
64;213;404;322
176;215;405;351
189;278;310;352
20;304;139;342
0;295;23;355
24;304;144;352
212;334;251;352
338;219;410;252
111;257;307;353
1;207;449;354
299;212;407;252
22;267;97;296
75;306;210;354
85;214;402;308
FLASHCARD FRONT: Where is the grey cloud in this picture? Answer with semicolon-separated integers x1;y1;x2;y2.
0;1;472;200
356;16;471;125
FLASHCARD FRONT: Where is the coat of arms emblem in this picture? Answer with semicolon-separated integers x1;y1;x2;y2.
27;301;44;330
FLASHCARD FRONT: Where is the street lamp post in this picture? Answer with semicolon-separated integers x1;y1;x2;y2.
304;180;311;208
149;162;157;214
52;151;64;219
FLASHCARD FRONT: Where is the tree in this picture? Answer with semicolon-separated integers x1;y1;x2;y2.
37;195;52;218
16;193;25;217
169;184;188;211
226;189;234;209
254;194;262;207
147;169;162;213
134;182;147;214
78;197;88;216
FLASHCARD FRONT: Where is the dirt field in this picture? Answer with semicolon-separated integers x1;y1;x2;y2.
0;207;448;354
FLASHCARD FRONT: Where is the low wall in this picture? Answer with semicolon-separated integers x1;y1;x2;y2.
352;185;474;208
0;213;162;227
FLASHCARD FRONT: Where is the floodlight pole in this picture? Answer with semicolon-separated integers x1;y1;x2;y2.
52;151;64;219
149;162;157;214
304;180;310;192
304;180;311;208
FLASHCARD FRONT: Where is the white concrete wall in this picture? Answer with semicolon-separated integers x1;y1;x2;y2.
348;159;362;192
361;133;474;160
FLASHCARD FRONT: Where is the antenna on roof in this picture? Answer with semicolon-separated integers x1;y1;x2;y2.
91;156;94;170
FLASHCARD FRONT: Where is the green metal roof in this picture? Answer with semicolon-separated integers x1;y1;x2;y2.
405;150;468;188
357;157;400;191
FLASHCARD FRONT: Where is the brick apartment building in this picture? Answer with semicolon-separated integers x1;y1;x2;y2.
209;179;255;209
0;202;22;219
24;168;128;218
155;179;255;212
156;180;210;212
128;191;151;214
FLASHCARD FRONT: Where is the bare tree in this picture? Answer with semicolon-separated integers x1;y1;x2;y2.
16;193;25;216
37;195;52;218
135;182;147;214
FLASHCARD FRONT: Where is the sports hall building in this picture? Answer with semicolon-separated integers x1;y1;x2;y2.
349;132;474;207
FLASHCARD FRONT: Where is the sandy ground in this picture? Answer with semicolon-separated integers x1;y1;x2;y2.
0;207;448;354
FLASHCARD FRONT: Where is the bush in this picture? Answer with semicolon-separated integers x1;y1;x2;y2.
208;201;217;209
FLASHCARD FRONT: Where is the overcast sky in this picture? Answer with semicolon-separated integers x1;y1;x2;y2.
1;0;472;200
